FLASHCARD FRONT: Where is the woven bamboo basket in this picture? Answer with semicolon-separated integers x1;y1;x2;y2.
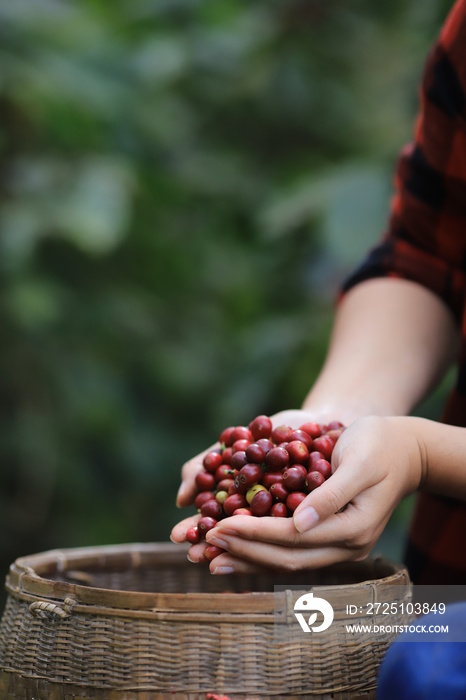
0;542;412;700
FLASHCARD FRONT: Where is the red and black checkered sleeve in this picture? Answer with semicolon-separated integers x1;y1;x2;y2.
342;0;466;324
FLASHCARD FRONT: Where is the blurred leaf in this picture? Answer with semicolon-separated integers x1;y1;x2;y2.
1;157;134;262
131;36;188;86
258;162;391;266
56;158;134;253
4;278;64;329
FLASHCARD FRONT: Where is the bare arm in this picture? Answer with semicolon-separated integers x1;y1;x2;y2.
302;277;460;423
416;418;466;500
171;275;462;572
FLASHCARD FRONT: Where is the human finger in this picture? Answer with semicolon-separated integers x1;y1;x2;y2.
206;504;366;549
170;513;200;543
292;460;376;533
184;542;269;575
207;551;269;576
206;533;362;571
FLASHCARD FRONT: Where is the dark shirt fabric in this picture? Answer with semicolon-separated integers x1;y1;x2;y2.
342;0;466;583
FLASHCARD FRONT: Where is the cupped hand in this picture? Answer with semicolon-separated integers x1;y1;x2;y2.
171;408;337;565
199;415;424;574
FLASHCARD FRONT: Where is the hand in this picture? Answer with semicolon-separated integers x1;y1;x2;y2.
171;409;342;560
198;416;423;574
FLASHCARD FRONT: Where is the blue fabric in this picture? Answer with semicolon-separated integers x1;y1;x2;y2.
377;603;466;699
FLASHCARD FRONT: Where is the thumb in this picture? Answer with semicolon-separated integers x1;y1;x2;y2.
293;467;363;533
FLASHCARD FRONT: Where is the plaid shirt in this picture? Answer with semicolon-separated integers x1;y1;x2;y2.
342;0;466;583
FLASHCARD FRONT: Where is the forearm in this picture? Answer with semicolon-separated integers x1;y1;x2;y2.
412;417;466;501
302;278;459;424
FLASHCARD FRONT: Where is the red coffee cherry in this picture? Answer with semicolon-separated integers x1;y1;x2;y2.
261;472;283;489
299;422;322;439
194;491;215;510
308;451;325;468
286;440;309;465
286;492;307;512
311;435;336;461
265;446;289;471
236;464;263;490
271;425;292;444
232;439;251;454
221;446;233;465
306;471;326;492
231;426;253;443
223;493;247;516
219;426;235;446
282;465;307;491
198;516;217;536
186;526;200;544
250;489;273;517
270;482;289;502
311;458;332;480
203;451;223;473
245;443;266;464
256;438;274;454
323;420;344;432
200;499;223;519
195;471;216;492
230;450;248;470
288;429;312;448
271;502;289;517
216;478;235;494
233;507;253;516
215;465;235;482
248;415;273;440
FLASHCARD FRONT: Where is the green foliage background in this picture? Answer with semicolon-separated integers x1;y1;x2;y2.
0;0;455;589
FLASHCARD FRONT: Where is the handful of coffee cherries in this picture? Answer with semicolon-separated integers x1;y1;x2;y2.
186;415;345;562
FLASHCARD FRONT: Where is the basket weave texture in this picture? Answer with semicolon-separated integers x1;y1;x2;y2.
0;542;412;700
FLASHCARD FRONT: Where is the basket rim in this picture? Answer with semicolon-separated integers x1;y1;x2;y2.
4;542;411;617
